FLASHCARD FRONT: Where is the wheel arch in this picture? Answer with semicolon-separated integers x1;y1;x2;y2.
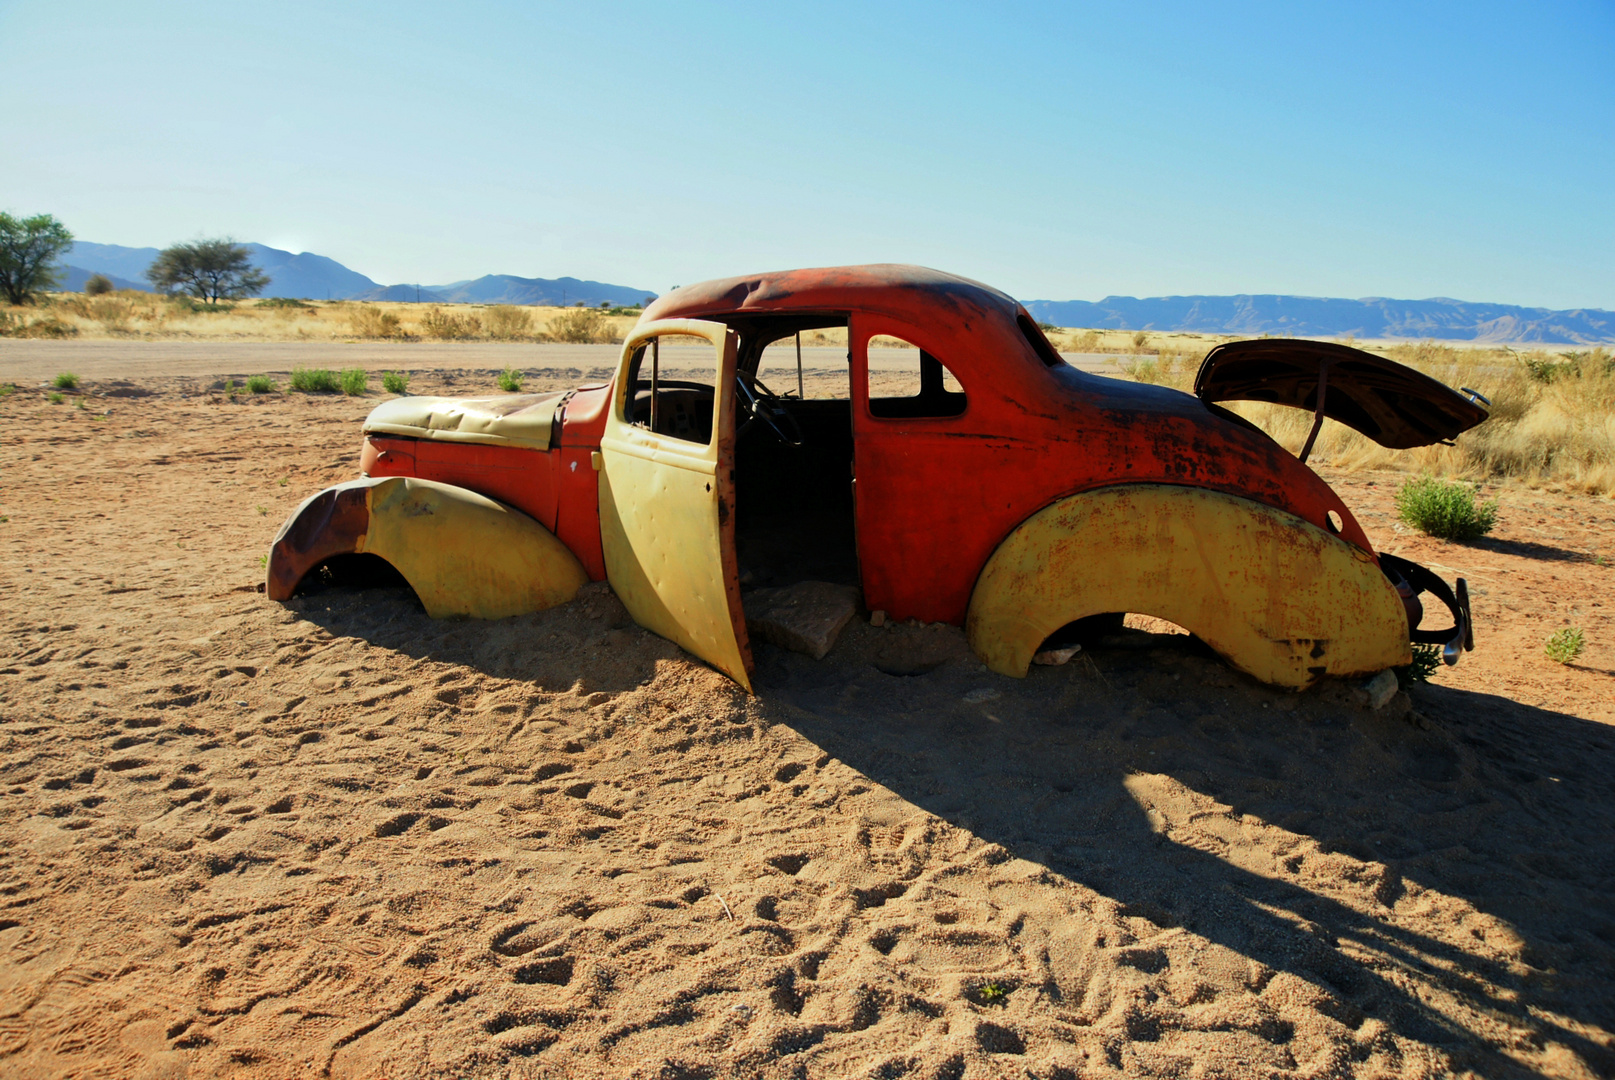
267;476;587;619
964;483;1410;689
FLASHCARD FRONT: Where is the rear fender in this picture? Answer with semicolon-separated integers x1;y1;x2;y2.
965;484;1410;689
266;477;587;619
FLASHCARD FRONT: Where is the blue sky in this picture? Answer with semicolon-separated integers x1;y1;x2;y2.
3;0;1612;307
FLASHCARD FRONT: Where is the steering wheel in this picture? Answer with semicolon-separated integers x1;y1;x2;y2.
735;372;804;446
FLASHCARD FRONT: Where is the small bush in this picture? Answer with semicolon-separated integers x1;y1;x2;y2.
420;307;483;340
382;371;409;394
246;374;276;393
1132;331;1150;349
48;391;64;404
545;306;615;344
347;305;403;339
1394;475;1499;540
256;297;310;309
1395;643;1443;688
485;305;533;341
166;295;233;314
84;274;114;296
339;368;369;396
497;366;524;392
0;383;14;394
289;367;341;393
54;372;80;389
1544;627;1585;665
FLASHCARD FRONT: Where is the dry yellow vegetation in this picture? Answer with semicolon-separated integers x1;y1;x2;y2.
0;292;640;344
1105;335;1615;497
6;290;1607;494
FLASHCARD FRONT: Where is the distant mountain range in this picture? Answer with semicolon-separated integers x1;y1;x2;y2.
1024;294;1615;345
56;243;1612;343
59;242;655;309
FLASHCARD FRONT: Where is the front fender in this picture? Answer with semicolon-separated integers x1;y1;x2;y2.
267;476;587;619
965;484;1410;689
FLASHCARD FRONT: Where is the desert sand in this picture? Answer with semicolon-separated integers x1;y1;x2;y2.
1;353;1612;1080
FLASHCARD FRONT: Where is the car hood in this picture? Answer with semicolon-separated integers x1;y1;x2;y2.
1192;339;1489;449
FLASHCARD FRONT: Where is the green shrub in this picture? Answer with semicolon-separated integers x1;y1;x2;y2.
497;366;524;392
246;374;276;393
0;383;14;395
1544;627;1585;664
1395;643;1443;688
1394;475;1498;540
256;296;310;309
47;391;64;404
53;372;79;389
382;371;409;395
289;367;341;393
339;368;369;396
84;273;114;296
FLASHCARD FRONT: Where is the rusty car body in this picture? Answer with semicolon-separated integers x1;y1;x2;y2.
268;264;1485;692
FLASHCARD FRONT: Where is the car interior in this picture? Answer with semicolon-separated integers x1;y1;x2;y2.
625;315;862;593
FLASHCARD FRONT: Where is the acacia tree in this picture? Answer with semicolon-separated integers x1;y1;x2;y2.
147;239;269;304
0;212;74;305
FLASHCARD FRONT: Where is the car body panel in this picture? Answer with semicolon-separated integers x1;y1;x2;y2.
267;264;1484;689
966;484;1411;687
364;391;565;450
1194;339;1490;449
597;320;753;690
267;476;586;618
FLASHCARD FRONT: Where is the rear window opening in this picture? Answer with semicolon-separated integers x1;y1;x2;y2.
1017;311;1066;368
866;334;968;419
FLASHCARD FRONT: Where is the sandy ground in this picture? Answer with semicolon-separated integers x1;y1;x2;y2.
1;359;1612;1080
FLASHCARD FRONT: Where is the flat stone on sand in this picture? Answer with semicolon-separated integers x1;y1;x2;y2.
745;581;861;660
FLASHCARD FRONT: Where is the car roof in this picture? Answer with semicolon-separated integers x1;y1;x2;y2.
640;264;1032;350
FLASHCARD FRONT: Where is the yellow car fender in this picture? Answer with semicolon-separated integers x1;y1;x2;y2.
267;476;587;619
965;484;1410;689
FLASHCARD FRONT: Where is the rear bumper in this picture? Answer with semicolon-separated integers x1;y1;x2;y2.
1380;553;1474;666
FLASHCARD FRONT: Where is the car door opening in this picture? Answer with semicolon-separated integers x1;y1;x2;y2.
728;317;860;592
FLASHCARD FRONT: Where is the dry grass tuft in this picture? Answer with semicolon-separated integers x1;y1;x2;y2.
347;305;406;340
545;307;617;344
485;305;534;341
9;293;639;344
420;307;483;341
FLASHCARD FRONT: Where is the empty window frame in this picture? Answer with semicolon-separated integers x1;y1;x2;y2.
624;334;717;444
866;335;967;419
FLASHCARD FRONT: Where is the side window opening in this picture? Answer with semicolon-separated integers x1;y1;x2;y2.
867;335;967;419
624;334;716;445
1017;312;1065;368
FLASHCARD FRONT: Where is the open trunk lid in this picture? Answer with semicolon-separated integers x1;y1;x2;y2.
1193;339;1489;450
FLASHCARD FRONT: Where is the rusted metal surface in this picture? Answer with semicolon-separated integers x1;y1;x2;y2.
271;264;1481;689
965;484;1411;688
267;476;586;619
1194;339;1490;449
596;319;753;690
267;480;373;601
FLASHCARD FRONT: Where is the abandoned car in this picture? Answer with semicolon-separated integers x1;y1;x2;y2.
267;264;1485;692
